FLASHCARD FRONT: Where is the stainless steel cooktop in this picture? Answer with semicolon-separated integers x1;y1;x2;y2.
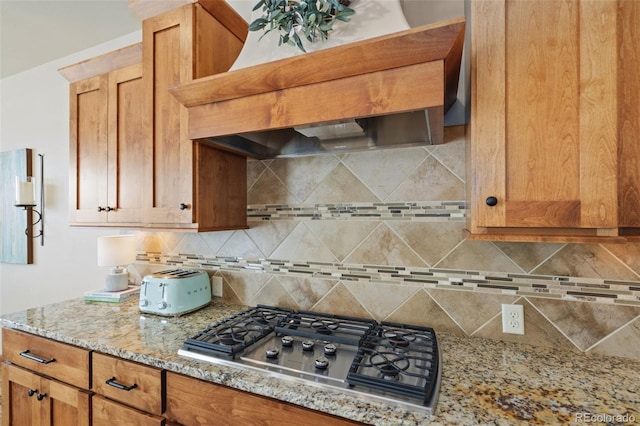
178;305;441;415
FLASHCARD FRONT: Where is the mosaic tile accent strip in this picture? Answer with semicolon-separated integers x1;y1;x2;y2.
135;253;640;307
247;202;467;221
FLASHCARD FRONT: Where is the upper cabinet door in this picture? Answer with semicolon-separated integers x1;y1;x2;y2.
468;0;631;242
69;74;109;224
618;0;640;236
142;5;195;225
141;3;248;231
107;63;144;224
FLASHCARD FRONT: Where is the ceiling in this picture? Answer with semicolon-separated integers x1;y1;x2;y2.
0;1;142;79
0;0;253;80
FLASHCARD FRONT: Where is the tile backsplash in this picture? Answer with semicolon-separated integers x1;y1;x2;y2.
132;126;640;360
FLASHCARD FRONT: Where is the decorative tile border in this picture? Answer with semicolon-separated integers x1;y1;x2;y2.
135;253;640;307
247;201;467;221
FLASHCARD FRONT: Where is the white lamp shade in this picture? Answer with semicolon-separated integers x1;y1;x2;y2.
97;235;136;267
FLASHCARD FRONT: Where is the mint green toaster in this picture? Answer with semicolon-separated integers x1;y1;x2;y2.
139;269;211;316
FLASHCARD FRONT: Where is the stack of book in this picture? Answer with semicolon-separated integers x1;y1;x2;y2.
84;285;140;303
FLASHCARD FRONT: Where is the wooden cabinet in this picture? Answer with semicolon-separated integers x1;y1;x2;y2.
1;329;91;426
64;1;249;231
68;62;144;226
165;371;359;426
467;0;640;242
142;2;248;231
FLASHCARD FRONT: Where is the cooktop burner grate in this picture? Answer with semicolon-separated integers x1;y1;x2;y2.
183;305;293;357
346;321;439;401
274;310;377;346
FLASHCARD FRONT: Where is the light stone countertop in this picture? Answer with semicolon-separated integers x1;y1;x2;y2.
1;298;639;425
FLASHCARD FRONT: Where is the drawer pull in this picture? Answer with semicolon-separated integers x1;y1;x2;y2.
20;349;56;364
28;389;37;397
37;393;47;401
106;377;137;391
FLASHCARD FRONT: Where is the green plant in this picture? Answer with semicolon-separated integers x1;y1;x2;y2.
248;0;356;52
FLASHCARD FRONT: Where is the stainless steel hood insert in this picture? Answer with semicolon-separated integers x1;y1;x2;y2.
169;17;465;159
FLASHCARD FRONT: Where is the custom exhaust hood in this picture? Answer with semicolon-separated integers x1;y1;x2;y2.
169;2;465;159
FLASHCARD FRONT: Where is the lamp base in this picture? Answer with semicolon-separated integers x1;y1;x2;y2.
105;270;129;292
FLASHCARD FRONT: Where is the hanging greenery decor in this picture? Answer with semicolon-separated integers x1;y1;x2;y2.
248;0;356;52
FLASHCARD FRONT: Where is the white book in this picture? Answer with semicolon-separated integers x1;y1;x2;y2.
84;285;140;302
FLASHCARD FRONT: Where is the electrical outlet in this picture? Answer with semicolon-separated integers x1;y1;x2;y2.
501;304;525;335
211;276;223;297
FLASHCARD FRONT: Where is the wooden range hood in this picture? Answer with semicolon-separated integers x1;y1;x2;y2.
169;17;466;159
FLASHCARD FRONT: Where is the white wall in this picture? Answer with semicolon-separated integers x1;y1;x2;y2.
0;31;142;314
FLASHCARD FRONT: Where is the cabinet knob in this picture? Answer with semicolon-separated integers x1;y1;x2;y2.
179;203;189;210
485;196;498;207
37;393;47;401
28;389;37;397
105;206;113;212
97;206;105;212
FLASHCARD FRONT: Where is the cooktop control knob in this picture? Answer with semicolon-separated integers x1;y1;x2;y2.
266;348;279;359
157;301;168;310
281;336;294;347
302;340;315;351
315;356;329;370
323;343;337;356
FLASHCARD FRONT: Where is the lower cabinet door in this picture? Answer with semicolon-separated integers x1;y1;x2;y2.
2;362;41;425
92;395;164;426
2;362;91;426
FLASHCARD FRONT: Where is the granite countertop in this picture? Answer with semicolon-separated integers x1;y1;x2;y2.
1;298;639;425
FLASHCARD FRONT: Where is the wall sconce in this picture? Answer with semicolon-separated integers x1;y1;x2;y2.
14;154;44;246
97;235;136;292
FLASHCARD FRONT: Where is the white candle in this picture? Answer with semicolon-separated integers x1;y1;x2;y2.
15;176;35;206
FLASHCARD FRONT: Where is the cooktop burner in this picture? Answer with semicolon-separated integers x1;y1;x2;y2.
275;310;376;346
346;321;439;402
182;305;292;356
179;305;441;414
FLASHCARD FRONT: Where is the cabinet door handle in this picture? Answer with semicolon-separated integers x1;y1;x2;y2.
37;393;47;401
98;206;106;212
20;349;56;364
106;377;137;391
28;389;37;397
485;196;498;207
179;203;189;210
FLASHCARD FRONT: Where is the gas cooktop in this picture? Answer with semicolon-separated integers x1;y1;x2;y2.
178;305;441;415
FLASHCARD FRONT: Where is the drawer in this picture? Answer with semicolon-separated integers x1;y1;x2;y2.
2;328;90;389
92;352;164;415
166;371;360;426
93;395;164;426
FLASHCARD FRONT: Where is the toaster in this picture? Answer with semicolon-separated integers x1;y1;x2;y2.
139;269;211;316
